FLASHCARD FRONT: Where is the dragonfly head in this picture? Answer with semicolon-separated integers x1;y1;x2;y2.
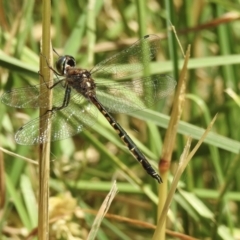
56;55;76;75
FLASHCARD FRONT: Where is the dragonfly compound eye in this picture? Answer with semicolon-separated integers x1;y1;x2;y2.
56;56;66;75
56;55;76;75
65;55;76;68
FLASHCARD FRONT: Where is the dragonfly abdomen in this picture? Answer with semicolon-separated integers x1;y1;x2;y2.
90;95;162;183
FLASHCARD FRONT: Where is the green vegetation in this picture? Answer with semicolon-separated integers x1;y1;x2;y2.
0;0;240;239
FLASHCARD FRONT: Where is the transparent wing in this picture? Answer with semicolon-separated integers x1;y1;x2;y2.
0;79;68;108
15;93;98;145
96;74;176;113
90;34;161;79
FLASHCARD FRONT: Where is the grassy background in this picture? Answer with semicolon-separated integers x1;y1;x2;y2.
1;0;240;239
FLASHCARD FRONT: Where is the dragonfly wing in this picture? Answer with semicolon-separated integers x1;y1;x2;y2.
96;75;176;113
1;79;68;108
15;93;98;145
1;84;44;108
91;34;161;80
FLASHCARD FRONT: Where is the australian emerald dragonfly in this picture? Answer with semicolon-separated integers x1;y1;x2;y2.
1;34;177;183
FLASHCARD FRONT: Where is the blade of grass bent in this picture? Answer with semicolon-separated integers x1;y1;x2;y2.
0;147;37;165
153;115;217;239
156;45;190;238
87;181;118;240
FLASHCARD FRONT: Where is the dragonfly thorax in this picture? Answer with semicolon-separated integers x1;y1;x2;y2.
66;68;96;98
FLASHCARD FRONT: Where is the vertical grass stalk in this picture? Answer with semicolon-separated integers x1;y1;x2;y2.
38;0;52;239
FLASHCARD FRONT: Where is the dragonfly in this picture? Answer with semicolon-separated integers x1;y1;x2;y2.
1;34;176;183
